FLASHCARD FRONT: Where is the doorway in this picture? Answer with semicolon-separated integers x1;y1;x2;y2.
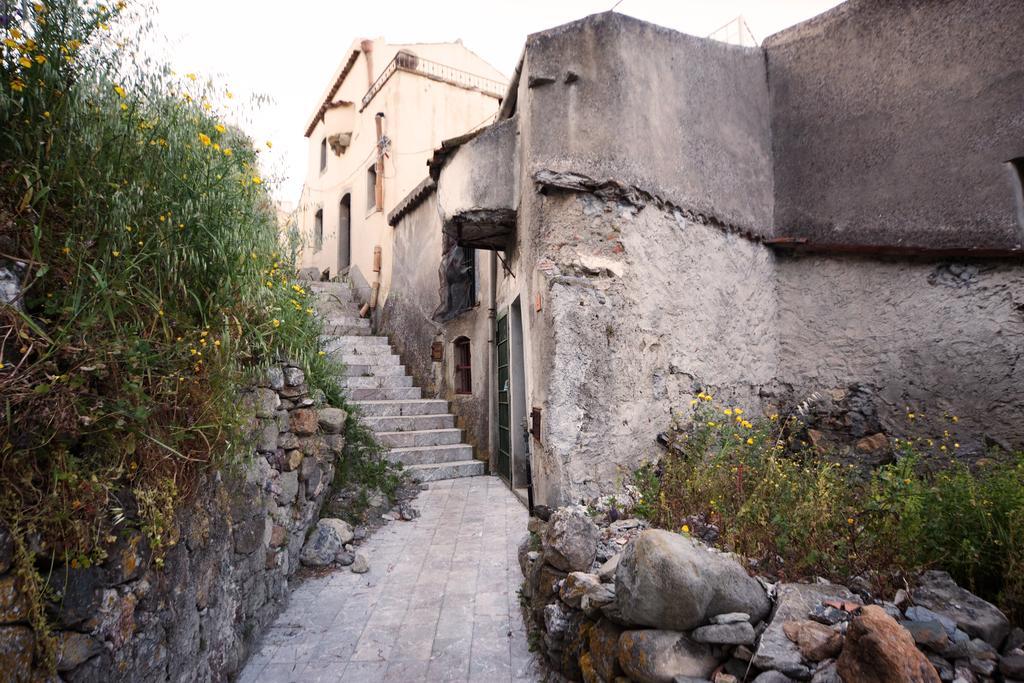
338;194;351;272
508;298;529;492
495;312;511;483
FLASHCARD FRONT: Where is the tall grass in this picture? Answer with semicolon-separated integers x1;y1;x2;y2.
0;0;339;571
634;395;1024;622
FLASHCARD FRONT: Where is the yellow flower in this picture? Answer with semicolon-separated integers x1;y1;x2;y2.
954;443;960;449
158;309;164;316
951;416;959;423
225;90;233;99
907;412;915;420
252;175;262;185
271;319;280;328
213;339;220;347
847;517;855;525
746;438;754;445
18;56;32;68
318;351;326;356
99;22;109;31
724;408;732;416
221;147;233;157
681;525;690;534
62;246;70;254
214;124;226;133
198;133;211;146
265;140;272;149
112;250;120;257
735;408;743;415
741;420;752;429
34;54;46;64
186;72;197;81
113;84;126;98
120;103;128;111
213;142;220;151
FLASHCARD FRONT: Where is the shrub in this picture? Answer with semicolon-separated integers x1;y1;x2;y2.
0;1;340;572
636;394;1024;619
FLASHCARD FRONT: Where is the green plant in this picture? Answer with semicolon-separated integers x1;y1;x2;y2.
0;0;341;650
637;393;1024;617
332;408;404;502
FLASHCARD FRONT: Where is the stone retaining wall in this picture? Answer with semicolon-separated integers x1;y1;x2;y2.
0;362;345;682
521;506;1024;683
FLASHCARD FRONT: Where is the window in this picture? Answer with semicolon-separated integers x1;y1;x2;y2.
319;138;327;173
366;163;378;212
314;209;323;252
454;337;472;394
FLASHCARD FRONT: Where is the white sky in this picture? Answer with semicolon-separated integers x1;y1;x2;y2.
148;0;843;203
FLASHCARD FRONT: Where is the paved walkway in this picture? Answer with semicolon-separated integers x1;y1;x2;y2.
239;476;543;682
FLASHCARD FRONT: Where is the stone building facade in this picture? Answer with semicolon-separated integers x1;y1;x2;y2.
375;0;1024;506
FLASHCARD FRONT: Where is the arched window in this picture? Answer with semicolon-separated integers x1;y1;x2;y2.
454;337;472;394
314;209;323;252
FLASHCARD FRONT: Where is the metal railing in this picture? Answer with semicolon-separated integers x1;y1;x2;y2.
361;52;506;111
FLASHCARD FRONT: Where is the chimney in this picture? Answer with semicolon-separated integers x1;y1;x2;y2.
360;39;374;87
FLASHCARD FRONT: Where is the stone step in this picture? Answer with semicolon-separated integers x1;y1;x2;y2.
323;322;371;336
386;443;473;466
340;363;407;378
362;413;457;431
321;336;390;354
407;460;485;482
350;399;449;417
336;353;401;366
347;386;422;401
323;315;366;327
338;375;413;389
377;428;463;448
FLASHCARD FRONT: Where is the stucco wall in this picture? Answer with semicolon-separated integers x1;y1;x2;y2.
522;12;774;236
776;255;1024;451
766;0;1024;249
522;190;778;505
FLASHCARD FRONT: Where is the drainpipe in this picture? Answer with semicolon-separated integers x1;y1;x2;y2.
359;245;382;318
360;39;374;87
488;250;498;462
374;113;385;211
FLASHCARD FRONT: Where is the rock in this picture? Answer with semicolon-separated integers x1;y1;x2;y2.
0;575;29;623
1004;626;1024;653
808;603;848;626
269;525;287;548
317;407;347;434
836;605;941;682
335;551;354;566
543;506;599;572
692;622;755;646
912;570;1010;648
782;619;842;662
534;505;553;521
300;456;321;486
544;602;572;644
289;408;319;436
952;660;974;683
284;366;305;387
856;433;889;453
265;365;285;390
0;527;12;574
926;654;954;682
299;518;354;566
617;529;769;631
905;606;958;636
904;620;950;651
254;388;280;418
55;630;102;671
256;422;278;452
283;449;303;472
0;625;33;677
276;470;299;505
351;552;369;573
1001;655;1024;679
711;612;750;625
753;673;796;683
589;619;624;681
561;572;603;608
752;582;859;679
810;661;842;683
714;675;738;683
599;553;621;583
617;629;718;683
397;503;419;521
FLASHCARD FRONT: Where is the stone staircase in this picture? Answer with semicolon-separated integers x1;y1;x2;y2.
309;280;485;482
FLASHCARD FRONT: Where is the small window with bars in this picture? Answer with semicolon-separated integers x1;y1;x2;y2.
454;337;472;394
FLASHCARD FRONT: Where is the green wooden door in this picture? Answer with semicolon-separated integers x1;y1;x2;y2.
495;313;511;482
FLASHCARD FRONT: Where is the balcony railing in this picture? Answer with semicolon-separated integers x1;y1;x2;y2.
361;52;506;111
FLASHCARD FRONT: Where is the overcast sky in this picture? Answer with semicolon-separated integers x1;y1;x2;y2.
149;0;843;203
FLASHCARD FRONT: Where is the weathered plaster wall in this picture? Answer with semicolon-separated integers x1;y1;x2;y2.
766;0;1024;249
776;255;1024;451
522;12;774;236
0;366;342;681
524;191;778;505
378;192;493;461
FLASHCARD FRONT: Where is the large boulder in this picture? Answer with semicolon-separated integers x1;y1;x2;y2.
617;629;717;683
299;518;354;566
543;506;600;572
615;530;769;631
836;605;941;683
912;570;1010;648
752;582;859;679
